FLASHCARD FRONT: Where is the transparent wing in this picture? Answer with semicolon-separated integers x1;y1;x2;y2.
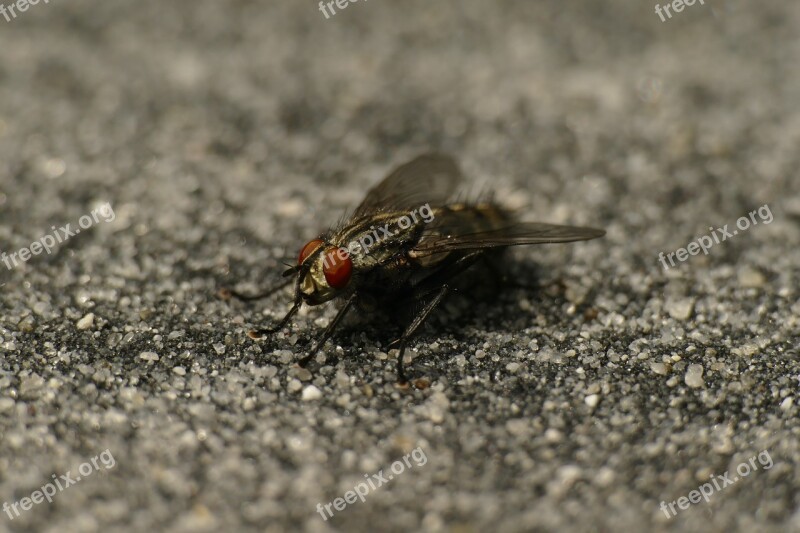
353;153;462;217
413;222;605;255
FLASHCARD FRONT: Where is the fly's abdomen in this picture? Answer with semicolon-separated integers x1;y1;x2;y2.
432;203;513;235
408;203;512;268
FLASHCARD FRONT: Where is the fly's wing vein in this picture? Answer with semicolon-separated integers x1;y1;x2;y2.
353;153;462;217
413;222;605;255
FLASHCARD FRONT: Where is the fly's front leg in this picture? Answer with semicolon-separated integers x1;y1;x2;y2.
298;292;358;368
220;277;302;339
395;284;449;384
219;276;294;302
247;299;302;339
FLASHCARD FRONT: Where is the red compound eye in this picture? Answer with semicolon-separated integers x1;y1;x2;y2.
298;239;324;264
322;247;353;289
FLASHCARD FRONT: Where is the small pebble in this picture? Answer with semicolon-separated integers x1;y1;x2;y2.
650;362;669;375
544;428;564;443
76;313;95;330
738;266;765;288
0;398;15;412
685;364;704;388
666;298;694;321
294;368;313;382
302;385;323;401
139;351;159;362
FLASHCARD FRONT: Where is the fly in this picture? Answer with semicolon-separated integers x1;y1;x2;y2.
224;154;605;384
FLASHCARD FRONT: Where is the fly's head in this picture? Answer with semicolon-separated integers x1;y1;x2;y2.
290;238;353;305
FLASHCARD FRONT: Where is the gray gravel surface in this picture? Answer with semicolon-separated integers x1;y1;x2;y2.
1;1;799;532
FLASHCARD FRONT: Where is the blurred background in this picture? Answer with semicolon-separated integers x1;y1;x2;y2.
0;1;798;532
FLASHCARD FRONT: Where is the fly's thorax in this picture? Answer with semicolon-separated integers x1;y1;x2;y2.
332;211;427;268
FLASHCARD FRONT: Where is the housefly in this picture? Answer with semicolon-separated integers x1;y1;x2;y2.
224;154;604;384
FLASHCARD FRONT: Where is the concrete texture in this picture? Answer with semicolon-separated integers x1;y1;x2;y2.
0;1;799;531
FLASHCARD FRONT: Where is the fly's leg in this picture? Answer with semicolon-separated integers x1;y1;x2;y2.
248;299;302;339
298;292;358;368
219;277;298;339
391;251;487;384
219;277;293;301
395;284;449;384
